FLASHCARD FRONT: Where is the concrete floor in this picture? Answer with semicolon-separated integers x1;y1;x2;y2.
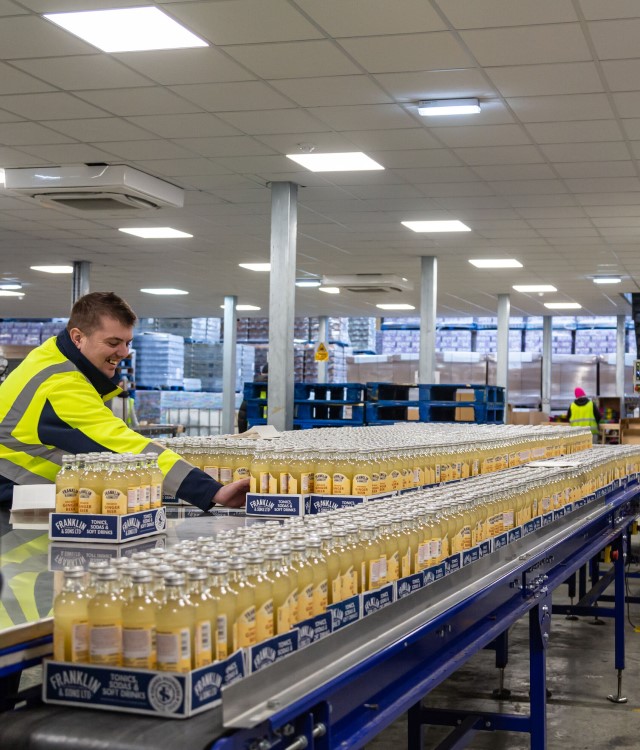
367;568;640;749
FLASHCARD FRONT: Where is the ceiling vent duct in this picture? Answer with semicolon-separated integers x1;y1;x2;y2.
3;165;184;213
321;274;413;294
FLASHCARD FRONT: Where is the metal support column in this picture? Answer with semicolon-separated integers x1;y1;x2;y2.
542;316;552;415
71;260;91;304
268;182;297;431
318;315;328;384
616;314;626;405
529;600;549;750
497;294;510;413
607;534;628;704
419;256;437;384
222;295;237;435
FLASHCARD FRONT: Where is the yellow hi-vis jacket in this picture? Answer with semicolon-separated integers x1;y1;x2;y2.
0;330;222;510
568;400;599;435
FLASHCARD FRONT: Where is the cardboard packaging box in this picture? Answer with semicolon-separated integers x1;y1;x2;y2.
455;389;476;421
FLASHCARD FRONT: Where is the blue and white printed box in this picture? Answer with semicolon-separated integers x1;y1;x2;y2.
308;494;367;514
43;650;245;719
444;553;461;574
362;583;395;616
248;631;299;674
328;594;361;631
396;572;425;600
297;613;333;648
49;507;166;544
423;563;446;584
48;535;166;570
245;493;310;517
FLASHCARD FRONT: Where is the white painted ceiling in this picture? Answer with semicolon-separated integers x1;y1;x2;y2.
0;0;639;320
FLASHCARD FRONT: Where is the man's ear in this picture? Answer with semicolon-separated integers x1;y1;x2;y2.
68;327;84;348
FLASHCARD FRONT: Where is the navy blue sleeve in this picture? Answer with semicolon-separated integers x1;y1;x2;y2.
175;467;224;513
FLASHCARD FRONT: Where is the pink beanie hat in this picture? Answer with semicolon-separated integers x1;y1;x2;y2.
575;387;586;398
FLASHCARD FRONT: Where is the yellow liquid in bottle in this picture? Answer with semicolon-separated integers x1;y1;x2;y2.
88;574;122;666
102;457;128;515
125;458;141;514
313;454;333;495
320;532;343;605
229;563;257;649
207;567;237;660
138;459;151;511
53;570;88;663
149;458;163;509
188;575;216;667
382;521;400;583
265;553;292;635
289;543;315;623
156;576;194;673
55;457;79;513
78;458;103;514
332;455;352;496
344;526;364;594
361;526;383;591
245;559;274;642
306;542;329;616
122;577;157;669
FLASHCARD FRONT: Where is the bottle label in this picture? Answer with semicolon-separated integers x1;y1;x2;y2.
123;626;155;668
418;541;429;567
314;472;332;494
401;550;411;577
378;470;388;491
234;605;256;648
216;615;228;660
268;473;278;494
140;485;151;510
157;627;191;672
256;599;274;641
220;467;233;484
276;602;290;635
349;568;359;597
435;465;441;483
279;472;289;494
286;591;298;627
102;488;127;515
472;459;480;476
413;467;424;486
56;486;78;513
368;559;380;589
195;620;213;667
371;472;380;494
288;476;298;494
361;562;366;592
151;483;162;508
55;620;88;662
257;472;269;494
389;470;402;491
461;525;471;550
204;466;220;481
300;472;312;494
352;474;372;496
78;489;100;514
378;555;387;584
313;579;328;616
332;473;350;495
387;551;399;581
331;574;342;603
89;623;122;664
541;496;551;513
127;487;139;513
298;584;314;621
503;510;514;529
234;467;250;482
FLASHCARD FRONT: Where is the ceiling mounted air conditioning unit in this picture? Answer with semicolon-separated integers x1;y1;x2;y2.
3;165;184;214
321;274;413;293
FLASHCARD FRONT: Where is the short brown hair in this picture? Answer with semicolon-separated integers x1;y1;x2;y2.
67;292;137;335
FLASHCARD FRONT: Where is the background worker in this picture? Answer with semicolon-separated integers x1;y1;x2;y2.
567;387;601;442
0;291;248;510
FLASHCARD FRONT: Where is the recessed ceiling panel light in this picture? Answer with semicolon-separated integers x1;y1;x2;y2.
141;288;189;295
402;220;471;232
119;227;193;239
219;304;261;311
31;265;73;274
0;283;22;290
319;286;340;294
544;302;581;310
239;263;271;272
295;279;322;288
0;168;5;186
376;303;416;310
0;290;24;297
593;277;621;284
513;284;557;293
44;7;208;53
469;259;523;269
286;152;384;172
418;98;481;116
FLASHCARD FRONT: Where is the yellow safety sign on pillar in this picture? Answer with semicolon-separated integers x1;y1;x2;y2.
315;342;329;362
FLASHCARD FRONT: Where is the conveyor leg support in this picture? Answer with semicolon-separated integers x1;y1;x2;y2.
529;602;548;750
491;630;511;700
607;535;628;704
407;701;423;750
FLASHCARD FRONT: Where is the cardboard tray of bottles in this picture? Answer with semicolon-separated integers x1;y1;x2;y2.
49;507;167;544
41;479;625;719
245;490;396;517
49;536;168;571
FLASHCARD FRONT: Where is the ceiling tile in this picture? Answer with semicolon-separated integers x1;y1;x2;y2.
418;182;496;198
487;62;602;97
429;124;532;148
437;0;578;27
93;140;198;161
113;48;255;86
42;117;154;142
0;16;94;58
296;0;446;35
507;94;615;122
540;141;630;162
612;93;640;118
491;180;568;195
222;40;360;79
309;104;417;131
168;0;323;44
170;81;294;111
75;87;203;116
342;128;441;151
268;75;392;107
579;0;640;20
216;108;333;136
17;143;120;164
0;146;49;167
253;132;357;153
566;177;640;192
0;121;75;146
172;136;276;158
126;113;239;139
600;60;640;92
460;25;590;66
553;161;636;178
0;62;55;95
454;145;544;165
391;166;478;183
369;149;461;168
472;164;556;181
373;68;493;102
525;120;623;143
0;92;109;120
135;159;233;177
212;155;304;174
338;33;473;74
19;0;142;10
588;19;640;59
576;192;640;206
12;56;151;90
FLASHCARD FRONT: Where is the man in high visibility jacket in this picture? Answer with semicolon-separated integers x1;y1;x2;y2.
0;292;248;510
567;387;601;439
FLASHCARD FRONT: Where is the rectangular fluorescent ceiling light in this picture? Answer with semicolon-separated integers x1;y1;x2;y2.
0;168;5;186
418;98;481;116
119;227;193;239
544;302;581;310
319;287;340;294
296;279;321;288
376;303;415;310
43;8;208;53
0;283;22;290
220;304;261;311
513;284;557;293
402;220;471;232
141;288;188;295
30;265;73;273
286;152;384;172
239;263;271;272
0;290;24;297
469;259;523;269
593;277;621;284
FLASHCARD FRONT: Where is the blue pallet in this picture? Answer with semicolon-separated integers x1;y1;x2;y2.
294;419;365;430
418;402;505;424
245;402;268;421
418;384;505;404
294;402;365;423
365;403;421;423
294;382;365;402
243;382;269;399
366;383;418;402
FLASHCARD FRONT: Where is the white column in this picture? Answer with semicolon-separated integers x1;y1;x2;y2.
419;256;437;383
542;315;552;415
317;315;328;383
221;294;237;435
268;182;297;431
496;294;510;414
616;314;626;402
72;260;91;304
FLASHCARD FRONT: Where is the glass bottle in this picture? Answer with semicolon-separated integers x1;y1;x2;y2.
122;569;157;669
187;568;216;667
55;455;79;513
88;567;122;666
155;572;194;673
53;566;88;663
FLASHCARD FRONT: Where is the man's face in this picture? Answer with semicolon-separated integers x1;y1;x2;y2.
69;316;134;378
